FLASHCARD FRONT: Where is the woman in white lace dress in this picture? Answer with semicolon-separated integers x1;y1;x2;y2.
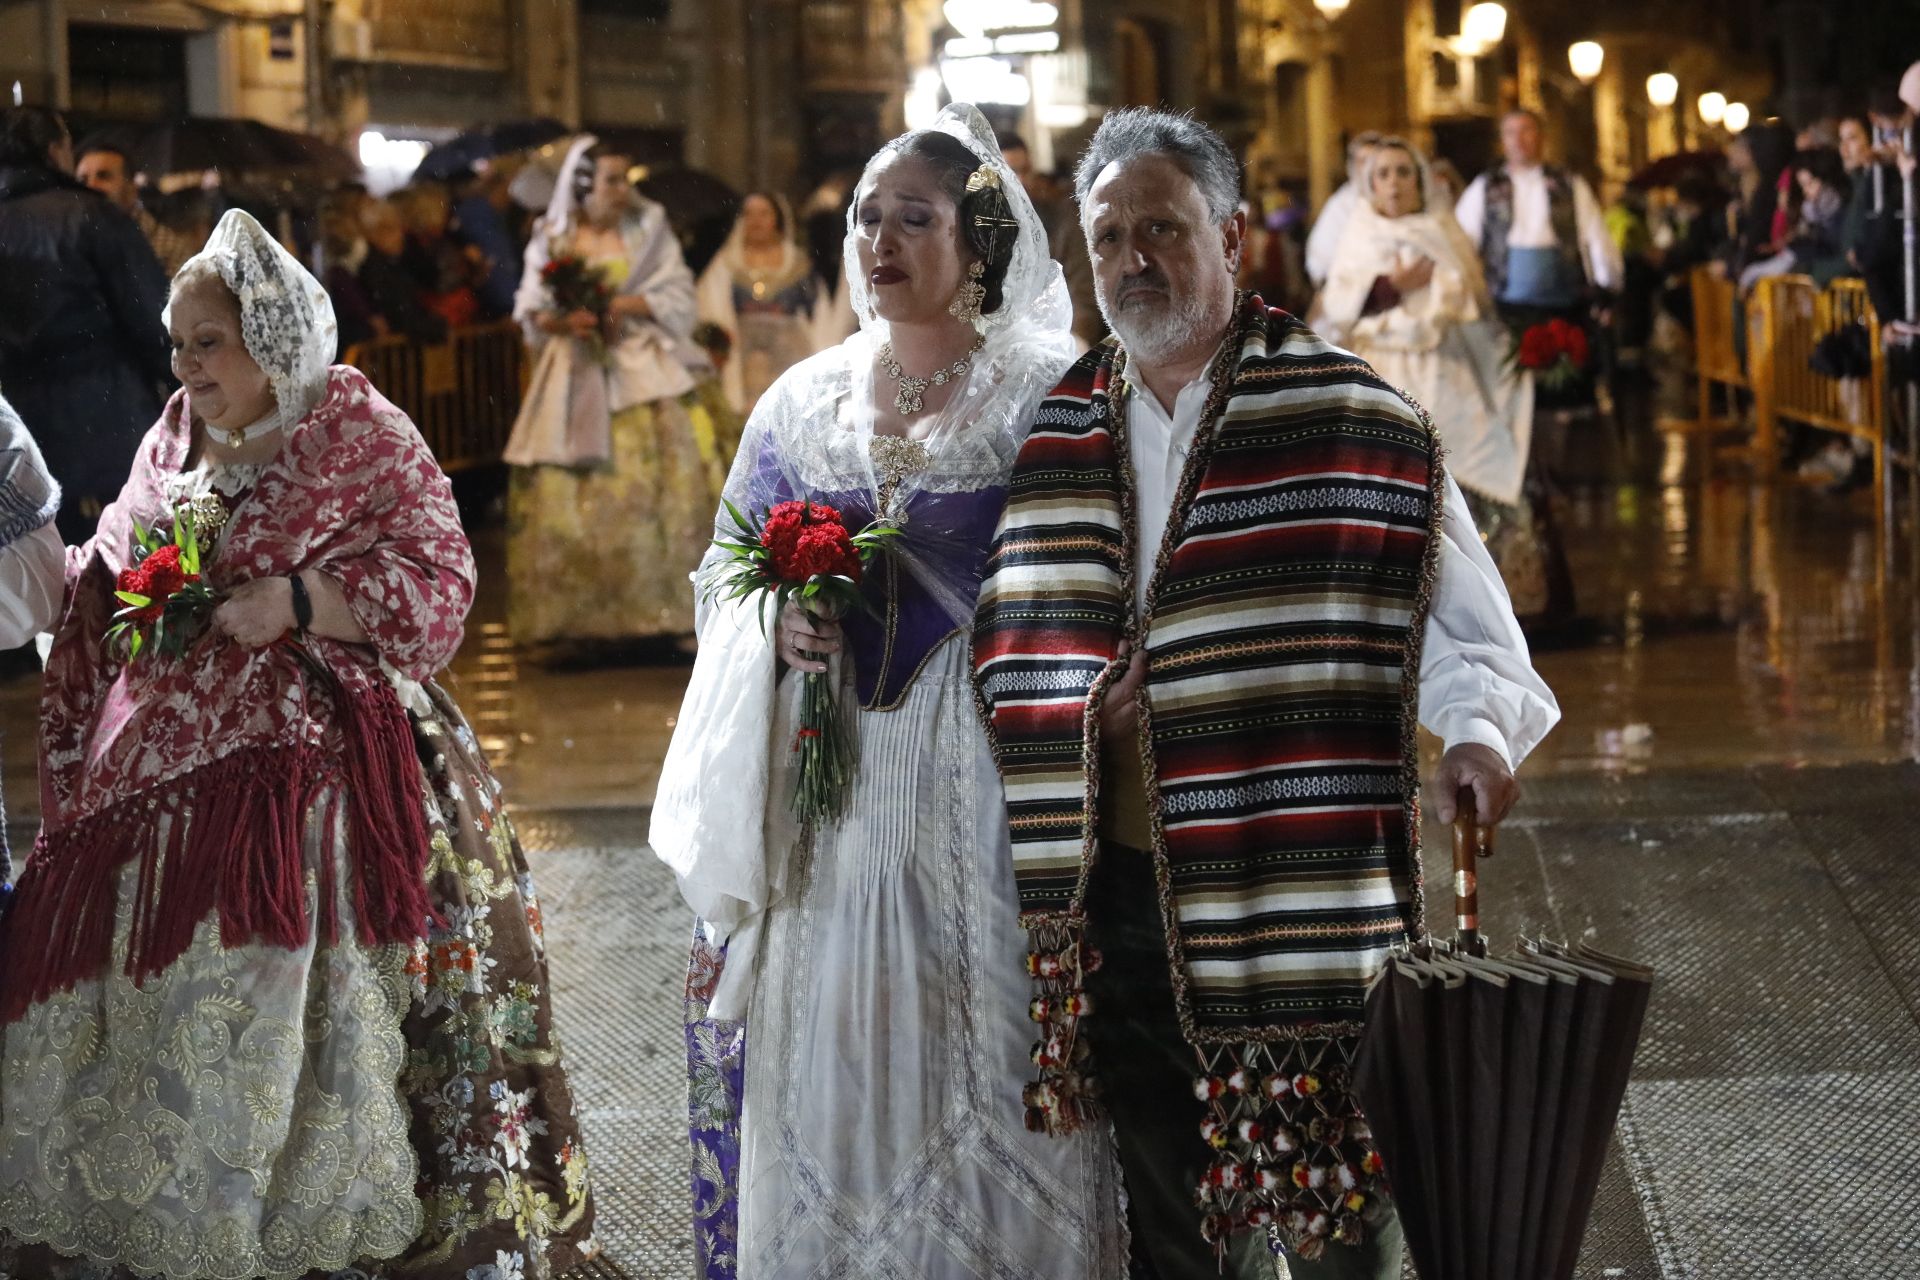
651;105;1127;1279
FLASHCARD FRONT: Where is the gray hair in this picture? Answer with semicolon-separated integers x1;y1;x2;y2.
1346;130;1386;163
1073;107;1242;224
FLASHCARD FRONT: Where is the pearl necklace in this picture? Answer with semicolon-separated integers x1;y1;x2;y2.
877;333;985;417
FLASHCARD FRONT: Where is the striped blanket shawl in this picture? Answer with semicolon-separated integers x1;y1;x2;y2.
974;295;1444;1062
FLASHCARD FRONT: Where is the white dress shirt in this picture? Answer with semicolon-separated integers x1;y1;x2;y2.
0;524;65;650
1124;370;1560;768
1304;181;1362;287
1454;165;1623;293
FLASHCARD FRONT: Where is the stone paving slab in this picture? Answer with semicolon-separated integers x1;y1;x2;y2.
515;761;1920;1279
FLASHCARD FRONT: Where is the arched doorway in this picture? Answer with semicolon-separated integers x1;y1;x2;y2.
1113;17;1164;108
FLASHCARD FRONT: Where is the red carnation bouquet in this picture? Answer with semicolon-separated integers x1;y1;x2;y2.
541;247;616;365
107;504;220;662
1510;316;1590;392
705;499;899;826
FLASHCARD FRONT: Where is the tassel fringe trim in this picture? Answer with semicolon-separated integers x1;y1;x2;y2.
0;678;437;1025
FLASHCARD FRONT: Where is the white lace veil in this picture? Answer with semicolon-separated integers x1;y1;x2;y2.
164;209;338;431
702;102;1075;630
840;104;1073;353
1351;137;1488;299
541;134;599;239
1357;136;1441;216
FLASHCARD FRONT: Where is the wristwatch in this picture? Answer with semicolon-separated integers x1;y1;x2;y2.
288;572;313;636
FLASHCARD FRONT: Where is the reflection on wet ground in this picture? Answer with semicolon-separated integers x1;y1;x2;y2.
3;408;1914;820
432;410;1920;808
1524;420;1918;775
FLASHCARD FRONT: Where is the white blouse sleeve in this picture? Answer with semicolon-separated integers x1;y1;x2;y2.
0;523;67;650
1417;474;1561;768
1305;183;1356;287
1453;176;1488;247
1573;177;1624;292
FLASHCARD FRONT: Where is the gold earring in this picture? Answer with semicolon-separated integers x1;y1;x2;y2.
948;260;986;323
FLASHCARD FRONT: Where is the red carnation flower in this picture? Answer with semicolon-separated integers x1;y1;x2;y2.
1561;324;1589;369
1517;325;1557;369
760;501;854;583
794;523;861;581
140;544;189;601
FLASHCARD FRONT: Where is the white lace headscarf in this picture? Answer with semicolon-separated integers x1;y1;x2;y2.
842;103;1072;357
1358;136;1440;218
164;208;339;431
1352;136;1488;299
540;134;600;239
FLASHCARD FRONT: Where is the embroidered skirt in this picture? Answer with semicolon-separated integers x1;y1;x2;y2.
0;682;598;1279
506;384;740;646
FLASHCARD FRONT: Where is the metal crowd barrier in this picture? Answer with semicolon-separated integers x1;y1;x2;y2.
343;320;526;472
1664;266;1895;518
1658;266;1753;444
1747;275;1886;505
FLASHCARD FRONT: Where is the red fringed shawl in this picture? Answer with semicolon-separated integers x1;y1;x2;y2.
0;367;477;1023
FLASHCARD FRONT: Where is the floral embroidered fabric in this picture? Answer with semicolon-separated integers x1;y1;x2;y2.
0;803;423;1280
0;686;599;1280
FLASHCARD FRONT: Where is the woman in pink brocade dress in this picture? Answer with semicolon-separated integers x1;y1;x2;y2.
0;210;599;1280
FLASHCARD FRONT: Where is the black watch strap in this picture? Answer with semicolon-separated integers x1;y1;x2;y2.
288;572;313;635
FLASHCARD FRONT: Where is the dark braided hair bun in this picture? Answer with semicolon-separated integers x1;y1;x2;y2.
894;130;1017;315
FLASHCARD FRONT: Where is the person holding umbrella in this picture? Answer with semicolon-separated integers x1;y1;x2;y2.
972;107;1560;1280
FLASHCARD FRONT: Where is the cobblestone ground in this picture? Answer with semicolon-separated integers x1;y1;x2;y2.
516;758;1920;1279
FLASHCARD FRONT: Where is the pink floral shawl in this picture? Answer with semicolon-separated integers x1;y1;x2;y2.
0;366;476;1021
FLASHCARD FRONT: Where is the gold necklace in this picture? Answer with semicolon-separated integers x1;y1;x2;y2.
877;333;984;417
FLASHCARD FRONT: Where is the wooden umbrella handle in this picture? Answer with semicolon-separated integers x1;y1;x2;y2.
1451;790;1495;955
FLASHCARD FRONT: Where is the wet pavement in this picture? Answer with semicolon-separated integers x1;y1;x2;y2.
2;403;1916;1277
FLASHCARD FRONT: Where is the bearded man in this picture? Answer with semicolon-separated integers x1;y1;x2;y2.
973;108;1560;1280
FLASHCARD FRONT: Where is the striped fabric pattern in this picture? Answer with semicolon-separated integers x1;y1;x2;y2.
974;296;1444;1043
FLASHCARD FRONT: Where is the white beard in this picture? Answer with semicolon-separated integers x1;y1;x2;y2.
1098;275;1230;367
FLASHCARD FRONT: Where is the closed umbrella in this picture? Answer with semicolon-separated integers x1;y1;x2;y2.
1350;801;1654;1280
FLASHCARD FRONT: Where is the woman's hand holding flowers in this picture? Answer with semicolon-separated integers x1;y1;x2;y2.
777;599;842;674
213;577;295;647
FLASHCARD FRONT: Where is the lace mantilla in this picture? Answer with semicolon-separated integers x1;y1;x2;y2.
774;353;1023;497
165;210;338;437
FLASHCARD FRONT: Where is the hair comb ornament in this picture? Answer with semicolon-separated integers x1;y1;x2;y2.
966;164;1003;194
965;166;1021;269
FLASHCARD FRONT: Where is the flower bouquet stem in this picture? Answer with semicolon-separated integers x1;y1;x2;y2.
705;498;900;829
792;613;857;826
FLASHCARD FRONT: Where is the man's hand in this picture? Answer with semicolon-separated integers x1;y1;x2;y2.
1426;742;1519;826
1097;641;1149;743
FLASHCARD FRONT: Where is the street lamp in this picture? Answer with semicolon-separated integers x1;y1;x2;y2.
1459;3;1507;54
943;0;1057;39
1723;101;1750;132
1697;91;1727;126
1312;0;1350;19
1646;73;1678;108
1568;41;1605;86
